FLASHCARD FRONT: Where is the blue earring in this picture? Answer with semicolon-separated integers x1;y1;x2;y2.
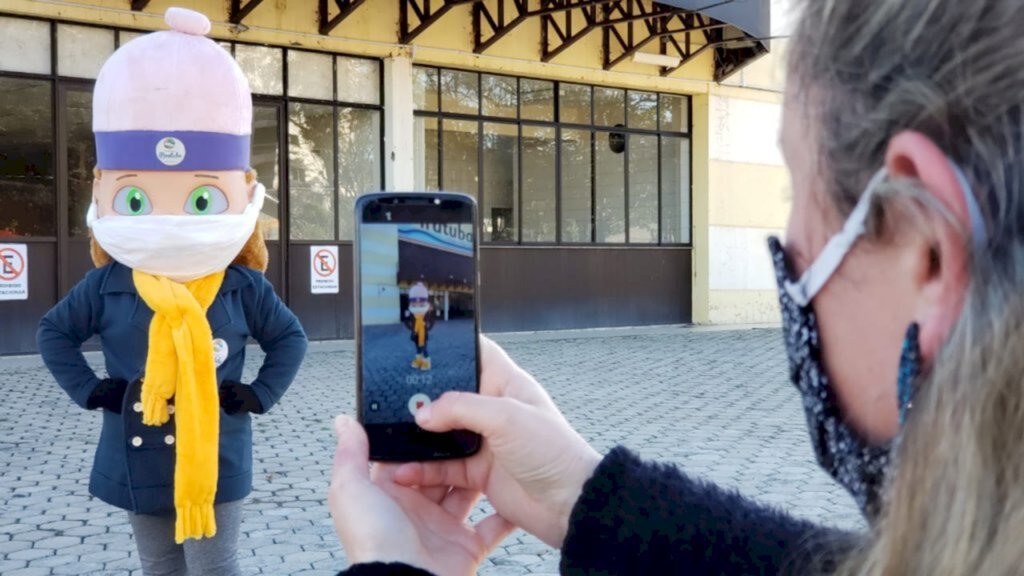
897;323;922;426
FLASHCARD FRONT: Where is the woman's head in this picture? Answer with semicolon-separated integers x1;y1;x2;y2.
783;0;1024;571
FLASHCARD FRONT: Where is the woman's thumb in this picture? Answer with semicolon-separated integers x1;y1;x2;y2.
330;415;370;487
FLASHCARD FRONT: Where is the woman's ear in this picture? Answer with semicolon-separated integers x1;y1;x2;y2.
884;131;971;361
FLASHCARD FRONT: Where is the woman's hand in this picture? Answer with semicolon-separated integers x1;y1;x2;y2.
393;337;603;548
328;415;514;576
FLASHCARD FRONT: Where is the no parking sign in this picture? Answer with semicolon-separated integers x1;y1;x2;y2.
310;245;339;294
0;244;28;301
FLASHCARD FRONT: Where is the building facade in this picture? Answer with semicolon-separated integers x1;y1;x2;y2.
0;0;789;355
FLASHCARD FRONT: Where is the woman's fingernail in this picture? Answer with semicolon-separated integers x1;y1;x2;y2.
334;415;349;436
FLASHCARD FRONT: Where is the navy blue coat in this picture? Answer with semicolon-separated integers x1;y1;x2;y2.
37;262;308;514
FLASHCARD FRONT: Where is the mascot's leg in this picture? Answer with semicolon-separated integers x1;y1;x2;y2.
419;345;431;371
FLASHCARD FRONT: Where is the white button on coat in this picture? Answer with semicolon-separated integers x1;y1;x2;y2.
131;436;143;447
164;435;175;446
133;402;143;413
167;405;175;415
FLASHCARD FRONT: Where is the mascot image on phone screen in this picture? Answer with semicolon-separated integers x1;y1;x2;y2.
404;282;435;371
36;7;307;571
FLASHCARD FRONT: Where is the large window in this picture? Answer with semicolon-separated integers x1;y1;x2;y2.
414;66;691;245
0;16;384;243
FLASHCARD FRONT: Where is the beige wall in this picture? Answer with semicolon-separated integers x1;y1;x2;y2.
3;0;715;92
5;0;796;326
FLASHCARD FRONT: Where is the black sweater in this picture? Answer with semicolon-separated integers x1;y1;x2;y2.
338;447;857;575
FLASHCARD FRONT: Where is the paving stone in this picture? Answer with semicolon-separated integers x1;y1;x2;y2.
4;567;52;576
6;548;54;561
0;560;28;573
0;539;32;554
2;329;866;572
36;535;82;549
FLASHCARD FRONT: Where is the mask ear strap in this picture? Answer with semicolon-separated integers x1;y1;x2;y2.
951;163;987;252
784;168;888;306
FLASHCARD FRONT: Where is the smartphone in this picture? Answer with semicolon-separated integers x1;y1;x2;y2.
354;192;482;461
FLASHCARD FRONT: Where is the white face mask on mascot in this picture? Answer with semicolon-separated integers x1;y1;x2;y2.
86;184;265;283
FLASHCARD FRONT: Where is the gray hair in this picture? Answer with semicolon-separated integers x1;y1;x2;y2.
788;0;1024;572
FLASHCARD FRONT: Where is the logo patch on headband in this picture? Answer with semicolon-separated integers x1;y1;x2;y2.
155;136;186;166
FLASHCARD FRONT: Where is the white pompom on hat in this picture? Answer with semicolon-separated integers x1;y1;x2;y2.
92;7;252;171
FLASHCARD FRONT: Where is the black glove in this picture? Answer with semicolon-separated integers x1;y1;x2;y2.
86;378;129;413
219;381;264;415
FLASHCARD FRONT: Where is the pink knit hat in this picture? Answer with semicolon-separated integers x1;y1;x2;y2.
410;282;429;300
92;7;252;171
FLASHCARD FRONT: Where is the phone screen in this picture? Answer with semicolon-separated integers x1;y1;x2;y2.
356;194;480;460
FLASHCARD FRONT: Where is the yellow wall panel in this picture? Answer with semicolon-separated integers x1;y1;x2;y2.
709;290;781;324
708;161;791;229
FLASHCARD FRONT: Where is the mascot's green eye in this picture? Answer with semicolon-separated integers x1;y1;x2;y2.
185;185;229;215
113;186;152;216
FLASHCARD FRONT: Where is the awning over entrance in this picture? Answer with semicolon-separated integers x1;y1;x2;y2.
203;0;770;82
655;0;770;80
396;225;474;291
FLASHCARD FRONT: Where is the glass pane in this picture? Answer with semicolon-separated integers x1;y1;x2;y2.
660;94;688;132
337;56;379;105
413;116;439;190
520;78;554;122
58;24;114;79
118;30;146;46
66;89;95;238
338;108;381;240
628;90;658;130
482;74;516;118
442;119;479;197
521;126;556;243
560;129;592;243
482;123;517;242
594;130;625;243
628;134;659;243
288;50;333;100
236;44;284;96
0;17;50;74
661;136;690;243
252;105;281;240
288;102;335;240
594;87;624;127
413;66;439;112
559;83;590;125
0;78;54;237
441;69;479;115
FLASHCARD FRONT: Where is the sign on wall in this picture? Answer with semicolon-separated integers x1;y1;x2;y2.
0;244;28;301
310;245;339;295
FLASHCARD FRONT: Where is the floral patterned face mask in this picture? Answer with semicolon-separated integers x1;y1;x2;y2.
768;165;986;518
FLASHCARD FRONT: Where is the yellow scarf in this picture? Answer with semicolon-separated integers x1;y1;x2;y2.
414;315;426;346
133;270;224;543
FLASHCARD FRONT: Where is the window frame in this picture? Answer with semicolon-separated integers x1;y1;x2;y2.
0;15;386;246
413;65;692;248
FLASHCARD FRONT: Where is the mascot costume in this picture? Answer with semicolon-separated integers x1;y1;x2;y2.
403;282;434;371
37;8;307;574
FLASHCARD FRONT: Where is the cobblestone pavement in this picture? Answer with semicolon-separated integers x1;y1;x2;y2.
0;326;864;575
362;319;475;425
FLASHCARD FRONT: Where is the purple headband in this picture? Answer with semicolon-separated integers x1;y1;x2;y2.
95;130;251;171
